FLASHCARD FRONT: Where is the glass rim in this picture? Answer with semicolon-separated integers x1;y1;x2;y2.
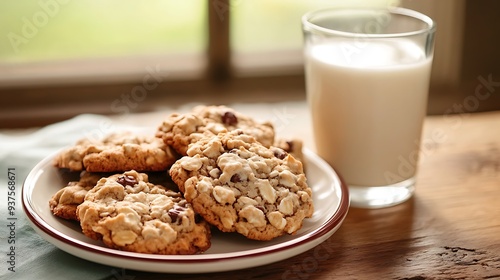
302;7;436;38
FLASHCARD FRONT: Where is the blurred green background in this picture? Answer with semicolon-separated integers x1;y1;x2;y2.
0;1;206;62
0;0;393;63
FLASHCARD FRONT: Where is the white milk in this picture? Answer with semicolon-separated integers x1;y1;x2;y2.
305;39;432;186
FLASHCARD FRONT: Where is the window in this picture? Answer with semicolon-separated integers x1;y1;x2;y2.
0;0;206;86
0;0;397;86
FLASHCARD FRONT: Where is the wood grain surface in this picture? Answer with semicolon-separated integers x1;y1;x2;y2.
111;110;500;280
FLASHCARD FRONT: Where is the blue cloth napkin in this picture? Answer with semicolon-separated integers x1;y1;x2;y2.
0;114;133;280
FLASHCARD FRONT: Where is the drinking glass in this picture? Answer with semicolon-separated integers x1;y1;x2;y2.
302;7;435;208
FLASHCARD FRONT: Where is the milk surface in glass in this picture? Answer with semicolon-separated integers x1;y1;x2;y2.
305;39;432;187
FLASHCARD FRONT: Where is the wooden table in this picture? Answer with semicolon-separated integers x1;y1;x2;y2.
115;107;500;280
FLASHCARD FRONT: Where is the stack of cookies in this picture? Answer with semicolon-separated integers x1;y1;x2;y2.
50;105;314;255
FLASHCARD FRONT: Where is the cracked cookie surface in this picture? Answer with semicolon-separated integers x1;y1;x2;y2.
169;130;313;241
54;131;178;172
76;170;211;255
156;105;275;155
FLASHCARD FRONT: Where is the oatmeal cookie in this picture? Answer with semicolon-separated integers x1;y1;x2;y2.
49;172;103;220
169;130;313;241
54;131;178;172
156;105;275;155
76;170;211;255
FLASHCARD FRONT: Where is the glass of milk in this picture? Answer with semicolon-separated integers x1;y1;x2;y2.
302;7;435;208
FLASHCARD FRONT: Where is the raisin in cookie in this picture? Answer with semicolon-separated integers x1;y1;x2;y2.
274;138;305;167
54;131;178;172
156;105;275;155
49;172;103;220
169;130;313;241
76;170;211;255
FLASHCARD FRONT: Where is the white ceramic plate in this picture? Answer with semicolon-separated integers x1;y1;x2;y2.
22;148;349;273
